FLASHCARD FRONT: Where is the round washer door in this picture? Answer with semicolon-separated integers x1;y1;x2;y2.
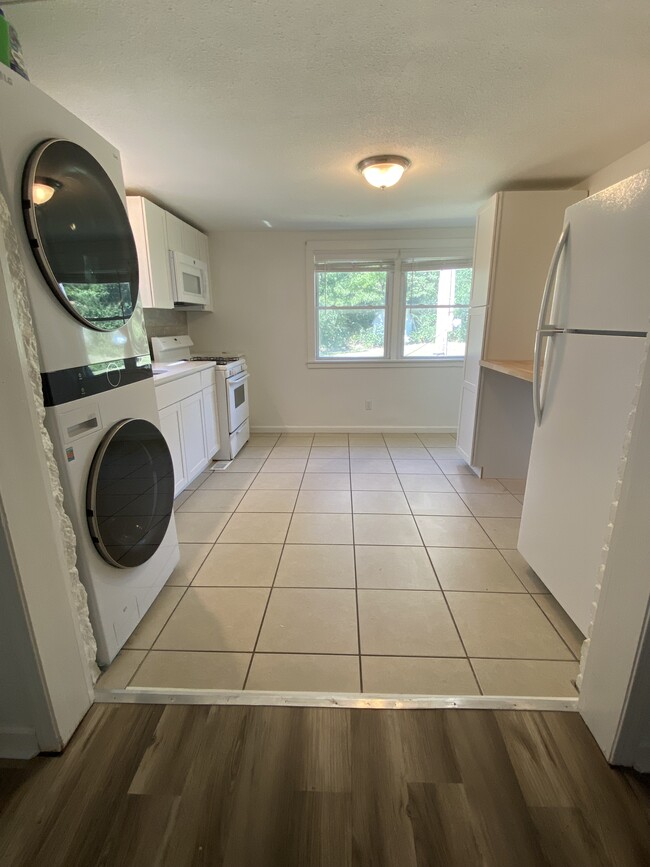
22;138;139;331
87;419;174;568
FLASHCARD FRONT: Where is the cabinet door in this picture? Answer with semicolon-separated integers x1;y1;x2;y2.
470;195;499;307
202;385;220;457
457;382;479;464
181;392;208;481
198;232;209;264
464;306;487;387
158;403;187;497
182;223;202;260
165;212;184;252
143;199;174;308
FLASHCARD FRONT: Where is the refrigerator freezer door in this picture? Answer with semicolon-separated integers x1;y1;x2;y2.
550;170;650;333
518;332;646;634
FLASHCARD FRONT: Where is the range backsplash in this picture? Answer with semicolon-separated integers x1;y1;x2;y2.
143;308;188;352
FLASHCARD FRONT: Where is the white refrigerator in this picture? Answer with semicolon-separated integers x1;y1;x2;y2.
518;170;650;636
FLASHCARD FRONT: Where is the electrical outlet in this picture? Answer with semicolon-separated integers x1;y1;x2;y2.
365;400;372;411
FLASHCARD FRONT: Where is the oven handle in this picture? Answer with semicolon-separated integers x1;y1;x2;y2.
227;372;250;387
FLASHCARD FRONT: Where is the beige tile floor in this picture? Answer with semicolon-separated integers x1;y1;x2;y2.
98;432;584;698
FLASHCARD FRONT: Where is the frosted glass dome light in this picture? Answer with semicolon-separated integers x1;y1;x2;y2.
357;155;411;189
32;181;56;205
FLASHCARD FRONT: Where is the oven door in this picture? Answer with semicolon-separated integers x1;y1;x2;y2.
171;251;210;305
226;371;250;434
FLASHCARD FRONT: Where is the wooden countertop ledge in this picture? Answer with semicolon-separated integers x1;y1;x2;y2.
480;359;535;382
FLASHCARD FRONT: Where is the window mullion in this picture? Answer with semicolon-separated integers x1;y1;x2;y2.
387;257;402;359
311;251;472;361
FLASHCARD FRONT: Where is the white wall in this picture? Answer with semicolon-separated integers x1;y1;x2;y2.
582;140;650;194
188;228;475;431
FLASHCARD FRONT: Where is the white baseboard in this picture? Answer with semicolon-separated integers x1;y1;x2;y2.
0;726;39;759
251;425;458;434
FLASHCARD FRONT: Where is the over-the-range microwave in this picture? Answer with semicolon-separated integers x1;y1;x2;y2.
170;250;210;306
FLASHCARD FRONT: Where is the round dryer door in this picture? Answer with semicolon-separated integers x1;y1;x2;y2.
87;419;174;568
22;138;139;331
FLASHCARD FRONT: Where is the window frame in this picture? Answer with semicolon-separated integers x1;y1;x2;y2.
314;256;396;361
306;239;473;368
398;259;473;361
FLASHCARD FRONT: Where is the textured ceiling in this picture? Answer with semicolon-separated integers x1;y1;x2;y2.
8;0;650;230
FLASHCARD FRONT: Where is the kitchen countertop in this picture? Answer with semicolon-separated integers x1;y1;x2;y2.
151;360;216;385
480;359;535;382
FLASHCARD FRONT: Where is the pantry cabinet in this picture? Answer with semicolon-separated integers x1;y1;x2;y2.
458;189;587;477
126;195;212;310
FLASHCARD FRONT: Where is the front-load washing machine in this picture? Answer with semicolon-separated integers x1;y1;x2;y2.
0;70;179;665
48;380;178;664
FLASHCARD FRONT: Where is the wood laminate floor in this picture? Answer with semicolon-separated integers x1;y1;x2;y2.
1;704;649;866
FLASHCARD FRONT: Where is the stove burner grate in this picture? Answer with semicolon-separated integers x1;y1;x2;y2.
192;355;241;364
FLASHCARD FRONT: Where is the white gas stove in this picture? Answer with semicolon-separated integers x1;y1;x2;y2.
151;336;250;460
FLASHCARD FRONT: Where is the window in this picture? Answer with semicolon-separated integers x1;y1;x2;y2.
310;247;472;364
402;261;472;359
315;257;394;359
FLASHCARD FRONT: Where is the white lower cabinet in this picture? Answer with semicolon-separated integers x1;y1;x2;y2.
158;403;188;497
180;392;207;481
202;385;220;458
457;382;479;463
155;368;220;497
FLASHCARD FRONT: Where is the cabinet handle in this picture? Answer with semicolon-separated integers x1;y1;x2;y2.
533;225;568;425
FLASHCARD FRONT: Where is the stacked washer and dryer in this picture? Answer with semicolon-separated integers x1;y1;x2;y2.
0;70;179;666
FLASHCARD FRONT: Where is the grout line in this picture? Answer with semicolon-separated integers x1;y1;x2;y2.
351;483;363;692
123;448;282;689
170;583;537;594
123;432;539;697
389;432;484;696
241;433;312;689
121;647;579;662
132;438;279;688
529;594;581;661
123;581;193;687
493;546;532;594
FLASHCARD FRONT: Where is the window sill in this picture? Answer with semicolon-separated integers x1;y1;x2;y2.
307;359;464;370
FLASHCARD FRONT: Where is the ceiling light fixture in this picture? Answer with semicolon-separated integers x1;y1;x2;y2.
356;155;411;189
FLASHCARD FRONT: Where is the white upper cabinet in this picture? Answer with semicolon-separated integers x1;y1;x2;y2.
182;223;202;260
164;211;185;253
126;197;174;309
127;195;211;310
165;211;205;262
457;188;587;472
484;191;586;361
470;195;499;308
465;189;587;366
197;232;210;264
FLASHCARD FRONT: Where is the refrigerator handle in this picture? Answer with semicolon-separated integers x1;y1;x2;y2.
533;225;569;425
